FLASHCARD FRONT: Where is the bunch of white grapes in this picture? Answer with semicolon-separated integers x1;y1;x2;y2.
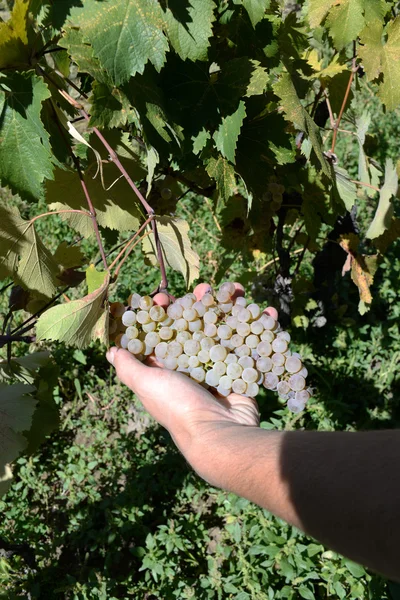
112;282;312;413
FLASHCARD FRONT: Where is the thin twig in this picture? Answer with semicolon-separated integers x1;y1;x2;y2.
203;195;222;233
0;334;35;349
293;237;310;277
323;90;335;128
258;248;304;274
114;232;152;279
330;43;358;155
30;209;91;225
108;216;154;272
350;179;380;193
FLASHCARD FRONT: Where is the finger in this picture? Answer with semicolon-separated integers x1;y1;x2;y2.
193;282;213;301
107;347;154;394
263;306;279;321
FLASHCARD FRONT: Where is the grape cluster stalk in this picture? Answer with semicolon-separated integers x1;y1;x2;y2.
110;283;312;413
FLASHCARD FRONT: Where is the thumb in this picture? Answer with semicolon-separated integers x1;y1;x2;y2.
106;347;153;395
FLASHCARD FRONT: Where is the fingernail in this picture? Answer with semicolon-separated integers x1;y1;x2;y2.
106;346;117;366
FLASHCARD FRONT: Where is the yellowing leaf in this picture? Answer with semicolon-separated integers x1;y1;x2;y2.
36;274;110;348
206;155;237;201
306;0;333;28
0;0;31;68
306;50;347;80
325;0;365;50
86;264;108;295
339;234;378;309
366;159;398;239
142;216;199;287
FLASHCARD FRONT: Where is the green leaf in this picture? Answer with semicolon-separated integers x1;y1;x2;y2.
205;155;237;202
359;19;384;81
162;0;216;61
0;0;31;68
68;0;169;85
306;0;333;28
334;165;357;211
36;273;110;348
236;0;270;27
0;71;55;201
366;159;398;239
343;559;366;577
86;264;108;295
53;242;85;269
355;111;371;188
60;27;111;85
213;101;246;164
24;361;59;455
0;383;36;494
298;586;315;600
0;205;59;297
142;216;200;287
192;129;211;155
89;82;132;129
372;216;400;253
325;0;365;50
245;60;269;96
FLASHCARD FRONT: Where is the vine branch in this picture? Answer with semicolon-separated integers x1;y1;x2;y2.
330;43;359;155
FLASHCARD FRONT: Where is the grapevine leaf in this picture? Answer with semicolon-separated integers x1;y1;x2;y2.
36;273;110;348
0;205;59;297
68;0;169;85
86;265;108;295
142;216;200;287
89;82;132;129
192;129;211;155
0;383;36;488
333;166;357;211
146;145;159;195
359;20;383;81
236;0;270;28
306;0;333;28
325;0;365;50
46;160;144;236
366;159;398;239
53;242;85;269
373;217;400;253
355;111;371;188
0;71;55;201
205;155;237;202
60;27;111;85
162;0;216;61
0;351;51;384
339;234;378;309
0;0;31;69
213;101;246;164
245;60;269;96
306;50;347;80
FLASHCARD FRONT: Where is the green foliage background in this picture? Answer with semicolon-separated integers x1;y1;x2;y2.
0;0;400;597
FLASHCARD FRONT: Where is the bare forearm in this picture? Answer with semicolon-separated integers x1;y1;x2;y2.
188;426;400;582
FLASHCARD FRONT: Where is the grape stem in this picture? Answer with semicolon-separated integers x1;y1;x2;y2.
113;231;152;279
108;216;155;272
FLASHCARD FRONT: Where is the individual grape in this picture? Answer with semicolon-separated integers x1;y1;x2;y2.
295;390;310;403
299;367;308;378
129;294;141;310
167;303;183;319
145;332;160;347
198;349;210;363
227;363;243;379
245;334;259;349
184;340;200;356
204;323;218;338
217;385;230;397
193;331;205;341
142;321;156;333
149;305;166;322
264;373;279;390
236;322;251;337
251;350;260;360
220;281;236;296
201;337;215;351
277;380;291;396
271;352;285;366
232;282;245;299
287;397;306;414
292;352;301;358
219;375;233;389
128;339;144;354
232;379;247;394
220;302;234;313
213;361;227;377
260;315;277;330
231;305;241;317
159;327;174;341
237;307;252;323
191;367;206;383
218;325;233;340
164;356;178;370
188;356;200;368
109;319;118;336
114;333;124;347
139;295;153;310
110;302;126;318
180;295;195;309
162;316;174;327
155;342;169;359
225;353;238;364
272;337;288;353
126;326;139;340
272;365;285;375
174;318;188;331
231;334;244;348
176;331;191;344
250;320;264;335
238;356;254;369
143;344;153;356
235;296;247;307
277;331;291;343
235;344;251;358
161;187;172;200
177;354;190;369
204;310;218;324
136;310;150;325
245;382;259;397
256;357;272;372
242;367;258;383
216;289;231;303
261;330;275;343
257;341;272;357
205;370;220;387
122;310;136;326
257;372;264;385
120;334;129;349
183;308;197;322
169;341;183;358
289;374;306;391
247;303;261;319
189;319;203;332
193;283;212;301
209;345;227;362
226;316;238;329
152;292;171;308
193;301;206;317
201;293;215;307
285;356;302;374
263;306;279;321
221;338;233;349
